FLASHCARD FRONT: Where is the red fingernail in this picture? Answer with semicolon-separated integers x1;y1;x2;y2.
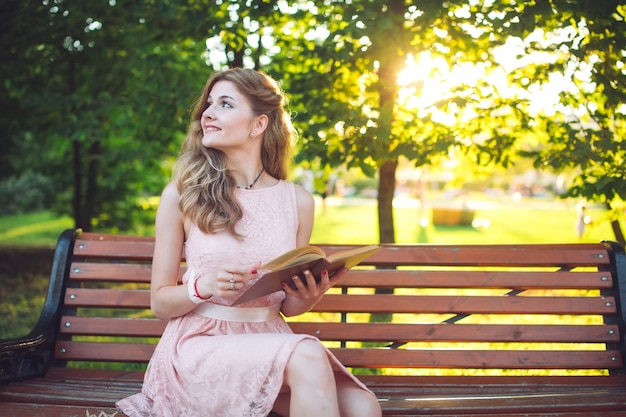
251;269;258;274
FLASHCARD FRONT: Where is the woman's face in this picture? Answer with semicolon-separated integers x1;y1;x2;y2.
200;80;258;152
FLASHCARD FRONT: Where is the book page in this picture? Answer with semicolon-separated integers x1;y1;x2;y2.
260;246;325;270
326;245;381;270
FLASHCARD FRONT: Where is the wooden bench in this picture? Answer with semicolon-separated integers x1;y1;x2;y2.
2;228;626;416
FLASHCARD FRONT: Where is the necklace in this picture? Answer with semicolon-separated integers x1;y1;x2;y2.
238;168;264;190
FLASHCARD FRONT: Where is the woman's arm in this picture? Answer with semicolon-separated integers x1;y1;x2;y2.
150;182;258;319
150;182;199;319
281;184;343;317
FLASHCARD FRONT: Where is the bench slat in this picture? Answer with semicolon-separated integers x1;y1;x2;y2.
64;288;150;309
59;316;165;337
355;374;626;387
63;288;617;315
54;340;623;370
380;386;626;415
339;270;614;290
313;294;617;315
59;316;621;344
72;237;611;268
0;382;133;403
73;239;157;261
326;244;612;267
332;348;623;369
70;262;153;283
56;341;155;363
68;262;615;290
289;322;621;343
0;403;120;417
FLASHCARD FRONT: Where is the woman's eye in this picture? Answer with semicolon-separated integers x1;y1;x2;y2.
205;100;233;109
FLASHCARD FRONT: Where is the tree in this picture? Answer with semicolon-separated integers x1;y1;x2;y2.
3;0;623;243
0;0;215;231
272;0;624;244
266;0;528;243
498;0;625;243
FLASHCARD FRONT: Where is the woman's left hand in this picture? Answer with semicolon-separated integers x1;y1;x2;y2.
282;267;348;300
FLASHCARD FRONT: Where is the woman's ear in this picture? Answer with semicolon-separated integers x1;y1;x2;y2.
252;114;269;137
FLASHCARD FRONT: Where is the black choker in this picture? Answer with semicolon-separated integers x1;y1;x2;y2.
238;169;264;190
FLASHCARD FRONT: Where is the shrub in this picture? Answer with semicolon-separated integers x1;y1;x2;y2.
0;173;55;215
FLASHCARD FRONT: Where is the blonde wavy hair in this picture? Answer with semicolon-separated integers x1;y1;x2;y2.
174;68;296;237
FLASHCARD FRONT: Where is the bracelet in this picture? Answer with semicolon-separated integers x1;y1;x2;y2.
187;271;211;304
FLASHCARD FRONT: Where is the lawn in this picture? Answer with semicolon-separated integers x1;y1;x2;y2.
0;195;618;247
310;195;617;245
0;211;74;247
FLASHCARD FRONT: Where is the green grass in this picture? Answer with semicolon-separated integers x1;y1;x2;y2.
0;211;74;247
0;196;620;248
310;196;619;244
1;276;48;338
0;246;54;339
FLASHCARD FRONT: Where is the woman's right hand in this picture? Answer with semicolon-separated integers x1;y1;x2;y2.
195;264;260;299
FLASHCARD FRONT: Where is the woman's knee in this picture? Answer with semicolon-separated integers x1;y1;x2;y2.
358;392;382;417
337;377;382;417
285;339;333;384
290;339;328;367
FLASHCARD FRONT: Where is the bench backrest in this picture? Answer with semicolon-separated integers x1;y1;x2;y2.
52;229;626;378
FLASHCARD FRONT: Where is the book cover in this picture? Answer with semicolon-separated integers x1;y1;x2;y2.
230;244;381;306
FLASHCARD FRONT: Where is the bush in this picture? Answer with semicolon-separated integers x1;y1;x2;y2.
351;176;378;197
0;173;55;215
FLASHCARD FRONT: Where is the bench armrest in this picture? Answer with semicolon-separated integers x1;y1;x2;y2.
0;229;77;384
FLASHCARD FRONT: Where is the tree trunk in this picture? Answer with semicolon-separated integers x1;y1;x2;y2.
606;202;625;245
72;139;88;230
84;140;101;233
377;159;398;244
373;158;398;325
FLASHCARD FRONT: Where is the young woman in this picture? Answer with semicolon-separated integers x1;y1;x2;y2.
116;68;381;417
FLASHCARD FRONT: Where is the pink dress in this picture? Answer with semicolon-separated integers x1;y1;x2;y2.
116;180;372;417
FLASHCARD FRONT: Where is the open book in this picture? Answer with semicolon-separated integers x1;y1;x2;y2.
230;244;381;306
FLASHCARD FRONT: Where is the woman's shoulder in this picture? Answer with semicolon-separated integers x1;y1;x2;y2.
291;182;314;212
271;180;313;204
291;181;313;198
154;181;185;234
161;181;180;199
157;182;181;212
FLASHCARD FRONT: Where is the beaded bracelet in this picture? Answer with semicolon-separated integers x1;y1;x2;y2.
187;271;211;304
